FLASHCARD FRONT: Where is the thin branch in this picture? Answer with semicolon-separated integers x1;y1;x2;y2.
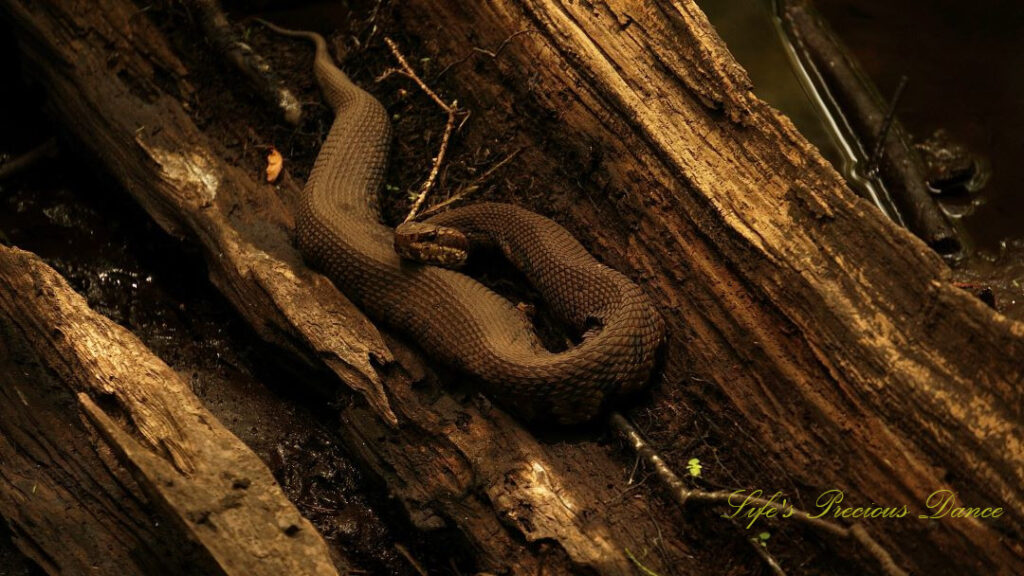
376;36;462;222
866;75;908;176
748;536;788;576
416;147;523;219
407;109;456;222
394;543;428;576
624;548;664;576
435;29;534;81
608;412;909;576
471;29;532;58
780;0;957;253
194;0;302;124
0;138;58;181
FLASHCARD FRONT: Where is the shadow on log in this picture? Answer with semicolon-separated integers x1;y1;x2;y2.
1;0;1021;574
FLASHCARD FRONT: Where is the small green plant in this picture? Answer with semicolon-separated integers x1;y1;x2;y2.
754;531;771;547
686;457;702;478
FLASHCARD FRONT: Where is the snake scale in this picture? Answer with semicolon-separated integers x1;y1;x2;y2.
261;22;664;423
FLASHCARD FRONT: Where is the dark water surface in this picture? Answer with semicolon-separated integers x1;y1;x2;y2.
814;0;1024;254
701;0;1024;319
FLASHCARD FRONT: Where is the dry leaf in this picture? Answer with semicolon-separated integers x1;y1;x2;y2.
265;147;283;182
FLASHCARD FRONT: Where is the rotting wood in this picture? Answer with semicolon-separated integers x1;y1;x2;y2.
2;0;704;573
3;0;1022;574
2;0;398;427
0;245;344;575
391;0;1023;573
190;0;302;125
610;413;908;576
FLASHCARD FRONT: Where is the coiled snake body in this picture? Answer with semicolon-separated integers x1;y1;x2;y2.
265;23;664;423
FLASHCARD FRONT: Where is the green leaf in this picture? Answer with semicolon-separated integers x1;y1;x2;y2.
686;458;702;477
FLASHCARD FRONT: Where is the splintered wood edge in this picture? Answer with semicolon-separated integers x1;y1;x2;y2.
0;245;342;576
3;1;665;572
4;0;397;426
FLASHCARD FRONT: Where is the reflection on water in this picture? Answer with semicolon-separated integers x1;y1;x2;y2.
699;0;843;166
698;0;1023;319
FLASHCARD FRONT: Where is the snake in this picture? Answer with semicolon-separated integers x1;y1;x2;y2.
258;22;665;424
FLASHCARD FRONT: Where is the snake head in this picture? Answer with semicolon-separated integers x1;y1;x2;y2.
394;221;470;269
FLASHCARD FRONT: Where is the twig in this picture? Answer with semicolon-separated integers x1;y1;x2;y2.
624;548;663;576
628;452;642;485
608;412;909;576
0;138;59;181
435;29;534;81
409;109;456;222
417;147;523;219
849;524;910;576
748;534;788;576
866;75;908;176
394;543;428;576
471;29;532;58
779;0;958;254
377;36;462;222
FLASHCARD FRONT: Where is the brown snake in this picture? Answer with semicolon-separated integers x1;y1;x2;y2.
261;22;664;423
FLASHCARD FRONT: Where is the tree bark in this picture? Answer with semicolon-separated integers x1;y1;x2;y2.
2;0;1020;574
2;0;700;573
0;246;344;575
392;0;1023;572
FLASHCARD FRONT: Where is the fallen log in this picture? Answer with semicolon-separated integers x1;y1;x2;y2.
0;245;344;575
390;0;1023;572
2;0;703;573
2;0;1021;574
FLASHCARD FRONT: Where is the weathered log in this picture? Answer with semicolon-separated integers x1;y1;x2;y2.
2;0;703;573
3;0;1022;575
0;245;344;575
390;0;1023;572
3;0;397;426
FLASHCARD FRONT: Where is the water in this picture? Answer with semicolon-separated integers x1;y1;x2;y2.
699;0;1024;319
